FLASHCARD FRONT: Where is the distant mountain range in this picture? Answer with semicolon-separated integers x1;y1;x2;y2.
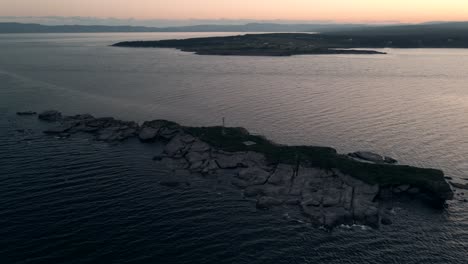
0;22;368;33
1;21;468;34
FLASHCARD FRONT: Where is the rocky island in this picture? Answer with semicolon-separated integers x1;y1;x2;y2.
113;30;468;56
22;110;454;229
112;33;386;56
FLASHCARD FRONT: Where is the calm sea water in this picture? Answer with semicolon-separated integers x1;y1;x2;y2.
0;33;467;263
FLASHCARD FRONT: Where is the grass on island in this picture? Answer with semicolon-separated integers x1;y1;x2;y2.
184;126;452;200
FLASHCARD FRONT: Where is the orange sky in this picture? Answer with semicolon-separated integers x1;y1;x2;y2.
1;0;468;23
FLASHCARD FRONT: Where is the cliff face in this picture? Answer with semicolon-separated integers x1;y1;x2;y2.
30;110;453;229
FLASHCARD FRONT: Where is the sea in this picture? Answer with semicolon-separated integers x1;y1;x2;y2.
0;33;467;263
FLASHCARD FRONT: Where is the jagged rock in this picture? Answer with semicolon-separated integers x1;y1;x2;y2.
256;196;283;209
290;167;323;196
159;126;181;140
186;151;209;164
164;134;195;158
94;121;138;142
450;182;468;190
378;187;394;201
120;127;138;138
300;203;323;225
393;185;411;193
153;154;166;161
38;110;62;122
322;188;342;207
139;120;180;141
384;156;398;164
323;207;351;227
190;140;211;153
59;116;141;142
154;157;189;170
214;152;247;169
285;198;300;205
302;192;322;207
352;183;380;227
341;186;354;210
407;187;420;194
139;127;159;141
57;133;71;139
349;151;383;162
349;151;397;164
237;167;270;185
241;152;268;168
213;151;268;169
96;128;118;142
43;123;74;134
17;111;37;116
268;164;294;186
232;178;251;188
189;160;205;171
243;141;256;146
261;184;289;197
201;160;219;174
364;206;380;228
64;114;94;121
186;152;213;172
243;184;288;198
31;110;454;229
381;216;393;225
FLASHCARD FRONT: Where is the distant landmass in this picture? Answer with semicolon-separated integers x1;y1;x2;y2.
113;33;387;56
113;28;468;57
327;21;468;37
1;21;468;36
0;22;369;33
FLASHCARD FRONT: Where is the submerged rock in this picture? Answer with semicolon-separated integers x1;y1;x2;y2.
381;216;393;225
349;151;398;164
450;182;468;190
38;110;62;122
16;111;37;116
139;127;159;141
43;124;74;134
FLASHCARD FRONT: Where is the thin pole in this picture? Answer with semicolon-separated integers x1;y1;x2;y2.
222;117;226;135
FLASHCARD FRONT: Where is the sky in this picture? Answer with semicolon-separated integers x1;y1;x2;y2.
0;0;467;23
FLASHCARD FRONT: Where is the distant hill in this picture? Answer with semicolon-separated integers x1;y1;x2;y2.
0;22;369;33
0;23;159;33
2;21;468;35
327;21;468;36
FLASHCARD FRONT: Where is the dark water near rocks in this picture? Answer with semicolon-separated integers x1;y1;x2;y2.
0;33;467;263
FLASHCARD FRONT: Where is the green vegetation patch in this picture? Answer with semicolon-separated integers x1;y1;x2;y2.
184;126;453;200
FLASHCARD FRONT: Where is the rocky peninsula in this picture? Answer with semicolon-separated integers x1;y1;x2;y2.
22;110;454;229
112;33;386;56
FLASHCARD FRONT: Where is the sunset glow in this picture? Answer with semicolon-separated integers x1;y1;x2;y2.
1;0;468;23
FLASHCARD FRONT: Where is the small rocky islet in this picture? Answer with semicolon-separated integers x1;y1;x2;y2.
18;110;456;229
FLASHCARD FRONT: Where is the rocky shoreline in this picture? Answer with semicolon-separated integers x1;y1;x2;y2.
18;110;455;229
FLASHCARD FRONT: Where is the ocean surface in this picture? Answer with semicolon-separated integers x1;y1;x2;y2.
0;33;467;263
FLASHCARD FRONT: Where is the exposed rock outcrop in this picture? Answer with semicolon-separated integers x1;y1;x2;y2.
38;110;62;122
138;120;181;142
450;182;468;190
16;111;37;116
34;110;454;229
349;151;397;164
